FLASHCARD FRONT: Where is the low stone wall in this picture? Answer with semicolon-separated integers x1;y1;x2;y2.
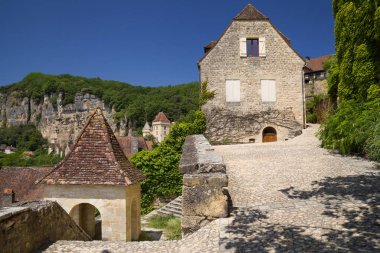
179;135;229;235
0;201;90;253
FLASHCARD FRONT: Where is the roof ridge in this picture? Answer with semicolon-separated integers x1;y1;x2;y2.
234;3;269;21
36;108;100;184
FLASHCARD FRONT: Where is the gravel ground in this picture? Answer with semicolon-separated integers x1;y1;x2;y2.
42;125;380;252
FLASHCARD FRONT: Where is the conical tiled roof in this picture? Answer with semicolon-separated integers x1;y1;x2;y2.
234;4;269;21
41;109;145;186
153;112;170;123
143;121;151;131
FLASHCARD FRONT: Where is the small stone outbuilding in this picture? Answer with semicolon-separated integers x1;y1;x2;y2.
41;109;145;241
198;4;306;143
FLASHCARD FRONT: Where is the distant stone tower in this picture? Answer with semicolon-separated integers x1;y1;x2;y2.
152;112;171;143
142;122;151;138
42;109;145;241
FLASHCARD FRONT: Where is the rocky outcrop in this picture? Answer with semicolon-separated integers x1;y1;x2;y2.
0;92;119;155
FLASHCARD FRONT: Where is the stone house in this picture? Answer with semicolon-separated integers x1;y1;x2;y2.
304;55;333;98
117;129;153;158
41;109;145;241
143;112;172;143
198;4;306;143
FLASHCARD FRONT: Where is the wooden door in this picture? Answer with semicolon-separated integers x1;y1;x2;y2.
263;133;277;142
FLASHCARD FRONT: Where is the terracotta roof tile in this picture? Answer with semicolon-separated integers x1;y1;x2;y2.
0;167;53;204
41;109;145;186
234;4;269;21
153;112;170;123
116;136;151;158
306;55;333;72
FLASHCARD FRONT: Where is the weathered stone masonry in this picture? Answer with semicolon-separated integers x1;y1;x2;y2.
198;4;305;143
0;201;90;253
179;135;229;235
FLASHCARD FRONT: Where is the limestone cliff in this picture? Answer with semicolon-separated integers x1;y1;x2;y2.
0;92;119;155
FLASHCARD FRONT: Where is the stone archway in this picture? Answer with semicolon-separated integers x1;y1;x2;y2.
69;203;102;240
262;127;277;142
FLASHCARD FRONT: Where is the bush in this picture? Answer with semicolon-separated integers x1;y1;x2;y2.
131;110;206;214
319;99;380;161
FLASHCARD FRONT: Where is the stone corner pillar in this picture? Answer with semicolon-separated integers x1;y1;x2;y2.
179;135;230;235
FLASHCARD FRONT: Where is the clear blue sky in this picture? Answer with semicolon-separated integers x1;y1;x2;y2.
0;0;335;87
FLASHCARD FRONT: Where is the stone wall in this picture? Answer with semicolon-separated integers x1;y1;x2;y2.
179;135;229;235
199;19;305;143
0;201;90;253
0;92;118;154
44;184;141;241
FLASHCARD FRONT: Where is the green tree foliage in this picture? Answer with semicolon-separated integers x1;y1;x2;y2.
0;73;200;128
130;111;206;213
0;125;47;151
320;1;380;161
0;125;62;166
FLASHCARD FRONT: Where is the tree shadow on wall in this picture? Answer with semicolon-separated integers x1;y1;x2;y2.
221;172;380;252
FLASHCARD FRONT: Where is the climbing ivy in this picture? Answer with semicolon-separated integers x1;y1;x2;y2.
320;1;380;161
130;110;206;214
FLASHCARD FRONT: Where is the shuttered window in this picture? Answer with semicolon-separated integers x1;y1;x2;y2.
226;80;241;102
261;80;276;102
240;37;266;57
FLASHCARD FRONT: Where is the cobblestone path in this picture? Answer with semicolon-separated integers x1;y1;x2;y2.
215;124;380;252
42;125;380;252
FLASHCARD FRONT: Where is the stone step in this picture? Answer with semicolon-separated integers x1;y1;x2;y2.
156;196;182;217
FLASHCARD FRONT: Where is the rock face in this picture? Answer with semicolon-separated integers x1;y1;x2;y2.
179;135;230;235
0;92;117;155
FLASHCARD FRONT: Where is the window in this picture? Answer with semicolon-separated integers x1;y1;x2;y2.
226;80;241;102
261;80;276;102
240;37;266;57
247;39;259;57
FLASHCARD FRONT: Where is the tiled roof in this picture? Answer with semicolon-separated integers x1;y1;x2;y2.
41;109;145;186
198;4;303;64
153;112;170;123
116;136;152;158
306;55;332;72
0;167;53;205
234;4;269;21
143;122;151;131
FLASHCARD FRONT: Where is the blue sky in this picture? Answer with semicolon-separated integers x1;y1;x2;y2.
0;0;335;87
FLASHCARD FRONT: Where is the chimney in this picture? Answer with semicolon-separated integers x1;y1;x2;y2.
2;188;15;206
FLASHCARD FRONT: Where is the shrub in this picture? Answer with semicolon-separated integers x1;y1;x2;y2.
131;110;206;214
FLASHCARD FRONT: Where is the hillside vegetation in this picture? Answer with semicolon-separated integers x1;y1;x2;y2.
319;0;380;161
0;72;200;127
0;125;62;167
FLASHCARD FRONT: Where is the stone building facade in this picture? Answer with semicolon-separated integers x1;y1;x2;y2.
142;112;172;143
41;109;145;241
198;4;306;143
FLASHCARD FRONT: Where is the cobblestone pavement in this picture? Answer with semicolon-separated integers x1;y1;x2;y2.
215;124;380;252
42;125;380;252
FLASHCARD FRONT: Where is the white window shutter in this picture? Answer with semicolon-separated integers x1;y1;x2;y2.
261;80;276;102
239;38;247;57
226;80;241;102
259;37;266;57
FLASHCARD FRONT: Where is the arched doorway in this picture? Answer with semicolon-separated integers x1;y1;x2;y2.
69;203;102;240
131;199;139;241
262;127;277;142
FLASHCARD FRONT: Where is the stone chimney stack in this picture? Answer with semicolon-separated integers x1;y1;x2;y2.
2;188;15;206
